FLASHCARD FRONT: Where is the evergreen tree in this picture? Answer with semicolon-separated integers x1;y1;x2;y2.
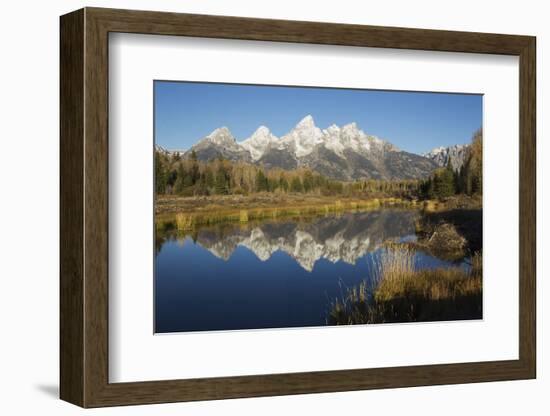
444;159;457;195
302;171;314;193
267;177;278;192
456;165;466;194
290;177;303;193
195;173;209;195
256;169;269;192
167;169;177;189
277;176;287;192
183;172;193;189
432;166;455;199
420;177;434;199
173;164;186;195
469;130;483;194
214;166;229;194
154;152;167;194
459;129;482;196
205;168;215;190
189;150;200;184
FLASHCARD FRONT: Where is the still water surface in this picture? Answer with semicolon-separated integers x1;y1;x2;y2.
155;209;463;333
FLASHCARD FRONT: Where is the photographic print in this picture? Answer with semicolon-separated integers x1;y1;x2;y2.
154;81;483;333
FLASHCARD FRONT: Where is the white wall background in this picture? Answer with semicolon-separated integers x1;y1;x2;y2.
0;0;546;414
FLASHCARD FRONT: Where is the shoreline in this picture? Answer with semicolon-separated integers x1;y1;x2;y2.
155;193;481;231
157;196;416;231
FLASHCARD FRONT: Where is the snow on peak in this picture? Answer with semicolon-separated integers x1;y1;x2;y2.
423;144;466;158
423;146;446;157
206;126;235;145
281;115;324;157
342;121;358;131
208;126;231;136
254;125;271;135
423;144;469;169
322;122;371;156
193;118;396;161
296;114;315;128
240;126;278;161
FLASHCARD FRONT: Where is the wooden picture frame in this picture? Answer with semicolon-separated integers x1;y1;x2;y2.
60;7;536;408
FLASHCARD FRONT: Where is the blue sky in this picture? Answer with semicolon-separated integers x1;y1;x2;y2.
154;81;482;154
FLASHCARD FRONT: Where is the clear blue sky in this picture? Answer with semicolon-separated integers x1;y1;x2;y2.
154;81;482;154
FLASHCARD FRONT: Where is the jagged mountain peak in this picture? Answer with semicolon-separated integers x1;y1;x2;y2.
194;210;419;272
175;117;450;180
247;125;276;141
206;126;235;143
341;121;358;131
325;124;340;133
423;143;469;170
281;115;324;157
240;126;278;161
187;126;251;163
253;125;271;135
426;146;446;155
296;114;316;128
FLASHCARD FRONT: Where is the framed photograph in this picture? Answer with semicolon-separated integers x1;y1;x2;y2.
60;7;536;407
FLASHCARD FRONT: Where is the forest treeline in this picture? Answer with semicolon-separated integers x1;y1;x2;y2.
155;130;482;200
419;129;482;199
155;151;418;198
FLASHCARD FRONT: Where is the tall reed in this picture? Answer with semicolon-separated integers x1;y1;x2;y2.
329;248;482;325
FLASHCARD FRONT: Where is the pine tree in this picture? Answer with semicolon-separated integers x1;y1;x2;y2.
302;171;314;193
195;173;209;195
154;152;167;194
256;169;269;192
205;167;215;190
183;173;193;188
432;168;454;199
214;166;229;194
469;129;483;194
173;164;186;195
279;176;289;192
444;159;457;195
290;177;303;193
458;128;482;196
189;150;200;184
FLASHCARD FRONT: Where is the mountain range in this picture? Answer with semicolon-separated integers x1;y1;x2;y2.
422;144;469;170
185;210;418;272
161;115;469;181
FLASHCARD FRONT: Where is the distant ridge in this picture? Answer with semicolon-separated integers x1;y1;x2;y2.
423;144;469;170
164;115;453;180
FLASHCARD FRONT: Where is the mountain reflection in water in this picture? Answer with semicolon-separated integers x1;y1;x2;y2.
157;210;419;272
154;209;460;333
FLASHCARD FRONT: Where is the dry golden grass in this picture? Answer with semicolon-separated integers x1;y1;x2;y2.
239;210;249;223
175;213;195;230
329;249;482;325
157;195;414;230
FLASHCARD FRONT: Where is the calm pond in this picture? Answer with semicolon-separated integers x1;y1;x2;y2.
155;209;466;333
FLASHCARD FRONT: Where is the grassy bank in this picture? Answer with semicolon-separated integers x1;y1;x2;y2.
156;192;482;232
156;194;424;231
329;248;482;325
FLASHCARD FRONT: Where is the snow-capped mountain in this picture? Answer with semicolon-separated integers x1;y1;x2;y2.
240;126;278;161
191;210;418;272
187;126;252;163
423;144;469;170
279;115;324;157
178;115;440;180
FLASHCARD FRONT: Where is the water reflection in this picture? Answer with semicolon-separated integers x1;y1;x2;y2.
157;210;420;272
154;209;469;332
